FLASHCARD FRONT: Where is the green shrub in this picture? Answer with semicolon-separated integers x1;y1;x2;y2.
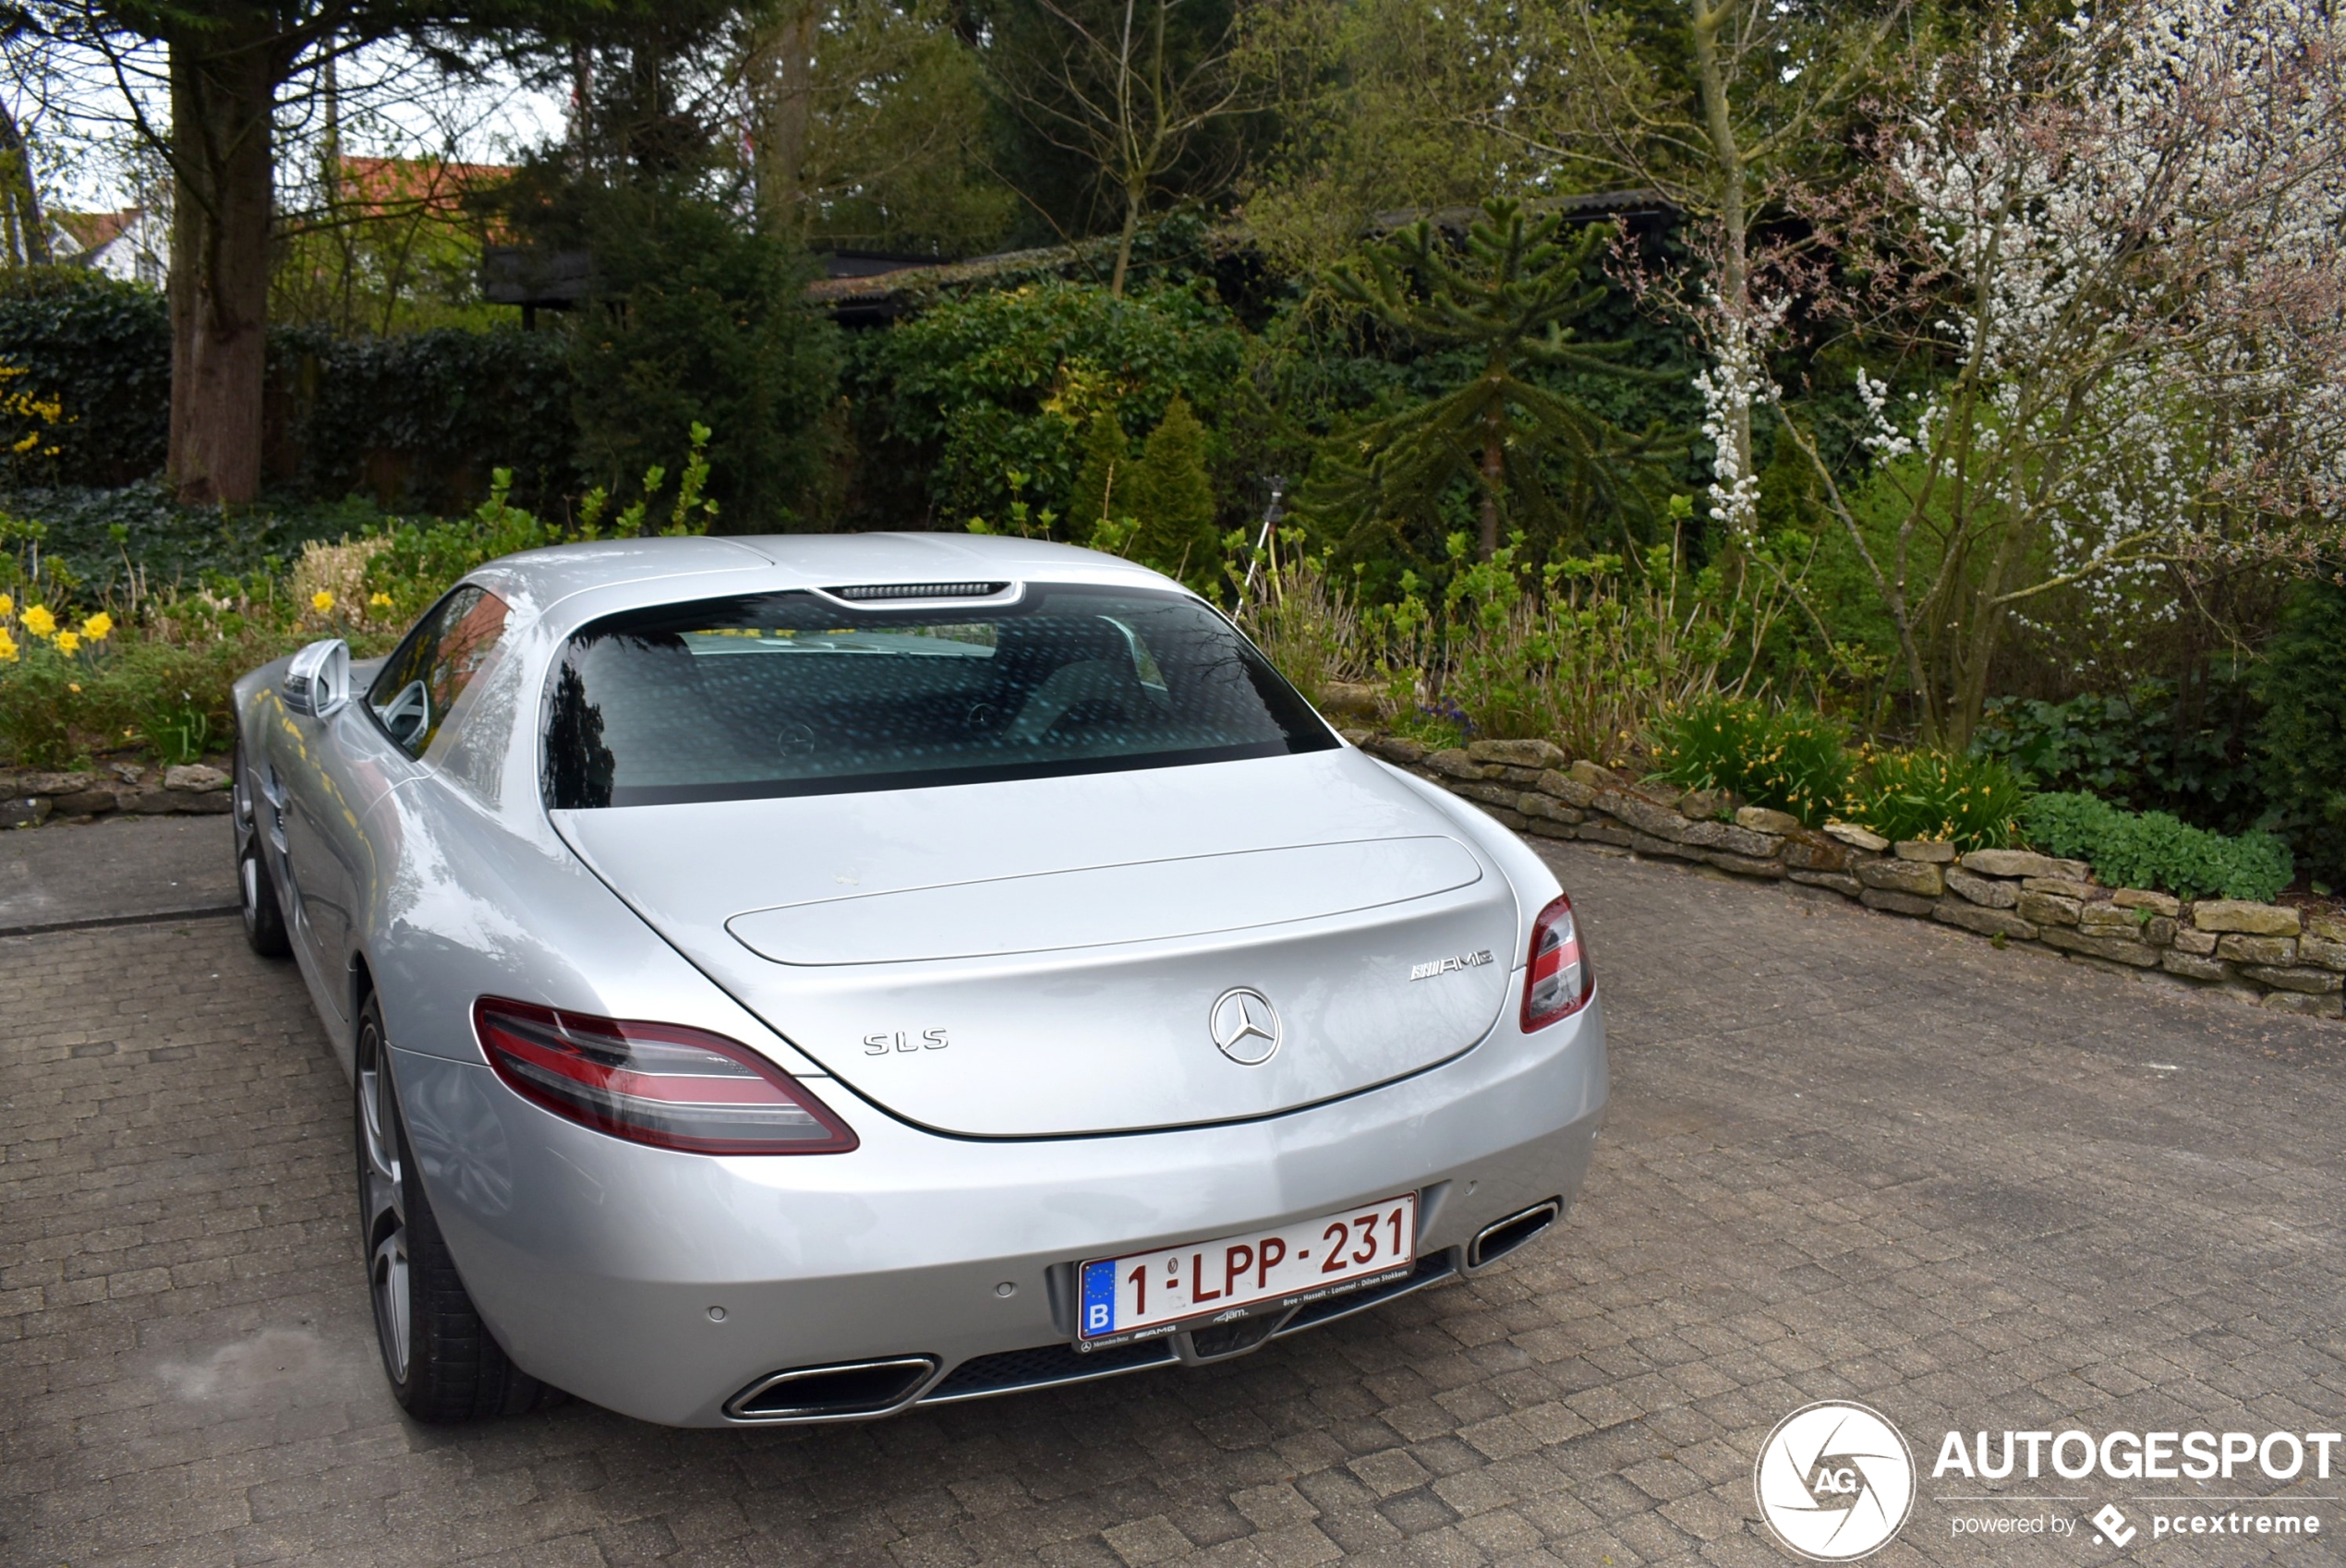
1971;675;2267;838
1847;749;2028;850
1063;413;1131;540
0;645;78;766
0;603;342;768
858;279;1245;529
0;268;170;487
1651;695;1850;825
559;184;840;530
2253;572;2346;887
2021;791;2293;902
1128;395;1219;591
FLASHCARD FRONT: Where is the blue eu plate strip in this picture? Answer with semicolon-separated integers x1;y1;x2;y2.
1080;1260;1118;1337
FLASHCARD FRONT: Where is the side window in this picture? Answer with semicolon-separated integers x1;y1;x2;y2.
369;586;512;758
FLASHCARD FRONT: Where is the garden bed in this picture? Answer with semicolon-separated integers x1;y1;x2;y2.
1361;733;2346;1023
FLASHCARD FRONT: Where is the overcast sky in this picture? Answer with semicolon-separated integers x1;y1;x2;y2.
16;36;571;213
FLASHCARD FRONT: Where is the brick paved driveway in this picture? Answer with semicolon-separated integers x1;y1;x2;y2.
4;841;2341;1568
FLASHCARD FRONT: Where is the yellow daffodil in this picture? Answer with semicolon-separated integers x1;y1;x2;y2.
0;630;15;662
67;681;81;693
369;591;393;609
21;604;54;639
55;630;80;655
79;612;112;641
312;590;335;614
0;593;12;616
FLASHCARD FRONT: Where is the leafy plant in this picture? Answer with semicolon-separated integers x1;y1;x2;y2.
2253;572;2346;886
1233;531;1369;714
2021;791;2293;902
1971;677;2266;836
1651;695;1851;825
1847;749;2026;850
0;644;79;766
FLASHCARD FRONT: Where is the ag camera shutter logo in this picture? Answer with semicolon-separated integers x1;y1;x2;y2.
1755;1401;1917;1561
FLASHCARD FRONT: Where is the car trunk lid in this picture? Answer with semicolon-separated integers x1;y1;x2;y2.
555;751;1518;1136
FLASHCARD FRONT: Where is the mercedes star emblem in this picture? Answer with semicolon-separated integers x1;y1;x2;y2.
1208;986;1282;1066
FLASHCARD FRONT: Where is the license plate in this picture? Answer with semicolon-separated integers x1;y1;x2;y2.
1075;1193;1417;1349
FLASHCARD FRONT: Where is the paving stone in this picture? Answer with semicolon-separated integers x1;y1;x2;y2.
1466;741;1566;770
2217;934;2298;965
2240;964;2343;995
1959;850;2086;880
1856;861;1944;898
2110;889;2182;917
1931;901;2038;942
2193;899;2302;935
1943;869;2016;909
3;849;2340;1568
2016;890;2082;927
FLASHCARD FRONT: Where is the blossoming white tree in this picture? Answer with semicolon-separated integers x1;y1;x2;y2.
1768;0;2346;744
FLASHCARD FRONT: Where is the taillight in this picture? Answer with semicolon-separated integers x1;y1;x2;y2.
1521;893;1592;1031
474;998;857;1154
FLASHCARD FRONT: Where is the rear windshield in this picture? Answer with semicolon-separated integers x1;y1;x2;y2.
544;584;1337;808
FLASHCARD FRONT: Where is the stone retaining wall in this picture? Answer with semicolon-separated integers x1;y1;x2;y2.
1362;733;2346;1022
0;762;232;827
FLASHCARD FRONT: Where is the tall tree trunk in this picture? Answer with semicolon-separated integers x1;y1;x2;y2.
0;99;54;266
570;42;594;163
1479;389;1505;560
1110;178;1142;297
167;30;274;505
1688;0;1755;508
750;0;818;235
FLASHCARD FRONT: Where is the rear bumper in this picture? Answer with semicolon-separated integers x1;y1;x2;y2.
390;992;1606;1427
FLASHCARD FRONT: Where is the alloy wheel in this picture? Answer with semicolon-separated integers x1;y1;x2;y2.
357;1026;411;1382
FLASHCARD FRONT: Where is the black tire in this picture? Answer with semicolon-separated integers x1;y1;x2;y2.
354;996;548;1422
232;741;292;958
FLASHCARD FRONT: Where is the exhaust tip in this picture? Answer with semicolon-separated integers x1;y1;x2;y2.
1468;1199;1561;1270
725;1355;939;1422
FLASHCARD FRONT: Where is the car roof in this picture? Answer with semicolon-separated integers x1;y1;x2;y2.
478;532;1178;612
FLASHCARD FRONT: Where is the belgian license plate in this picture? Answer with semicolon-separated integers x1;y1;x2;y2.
1075;1193;1417;1349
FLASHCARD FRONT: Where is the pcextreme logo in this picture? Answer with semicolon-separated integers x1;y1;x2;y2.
1755;1401;1918;1561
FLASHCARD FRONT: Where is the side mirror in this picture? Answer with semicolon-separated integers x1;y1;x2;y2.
283;638;353;718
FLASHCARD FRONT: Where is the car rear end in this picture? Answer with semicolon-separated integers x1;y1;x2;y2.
386;544;1606;1424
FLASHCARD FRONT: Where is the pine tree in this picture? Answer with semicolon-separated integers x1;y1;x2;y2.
1129;394;1218;589
1065;411;1132;543
1304;199;1662;562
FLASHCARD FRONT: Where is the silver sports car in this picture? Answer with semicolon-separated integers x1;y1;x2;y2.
232;534;1606;1427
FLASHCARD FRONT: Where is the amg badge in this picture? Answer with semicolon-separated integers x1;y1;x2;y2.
1409;949;1493;982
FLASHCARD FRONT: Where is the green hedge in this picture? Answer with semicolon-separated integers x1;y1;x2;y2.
0;268;582;511
2254;572;2346;887
2021;791;2293;902
272;327;578;513
0;269;172;486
